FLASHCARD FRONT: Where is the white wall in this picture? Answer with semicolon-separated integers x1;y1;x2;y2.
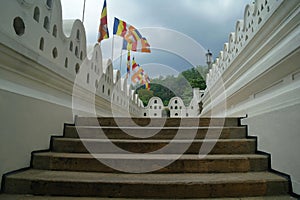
0;89;73;189
242;103;300;194
201;0;300;194
143;97;164;118
0;0;143;189
168;97;186;118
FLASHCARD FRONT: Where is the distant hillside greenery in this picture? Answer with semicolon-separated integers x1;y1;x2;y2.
135;66;208;106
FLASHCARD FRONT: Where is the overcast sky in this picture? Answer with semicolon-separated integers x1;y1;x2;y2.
61;0;251;77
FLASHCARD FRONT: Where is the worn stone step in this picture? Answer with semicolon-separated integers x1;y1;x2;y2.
3;170;289;198
51;138;256;154
0;194;296;200
75;117;240;127
32;152;268;173
64;126;247;139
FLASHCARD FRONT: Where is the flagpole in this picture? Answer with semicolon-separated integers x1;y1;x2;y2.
82;0;86;23
130;52;133;86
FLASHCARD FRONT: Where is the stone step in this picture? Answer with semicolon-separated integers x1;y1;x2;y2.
64;125;247;139
51;138;256;154
3;170;289;198
75;117;240;127
32;152;268;173
0;194;296;200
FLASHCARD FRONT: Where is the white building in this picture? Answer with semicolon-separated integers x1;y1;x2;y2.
142;97;164;117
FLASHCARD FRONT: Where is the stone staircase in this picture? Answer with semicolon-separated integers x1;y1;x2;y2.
2;117;290;198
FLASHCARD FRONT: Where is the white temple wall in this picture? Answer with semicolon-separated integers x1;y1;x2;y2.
201;0;300;194
0;0;143;188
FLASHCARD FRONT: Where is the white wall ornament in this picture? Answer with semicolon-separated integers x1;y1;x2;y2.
201;0;300;194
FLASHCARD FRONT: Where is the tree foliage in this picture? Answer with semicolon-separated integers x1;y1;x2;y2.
136;66;208;107
137;89;154;106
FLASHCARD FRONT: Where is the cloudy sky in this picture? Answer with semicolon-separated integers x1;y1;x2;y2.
61;0;251;77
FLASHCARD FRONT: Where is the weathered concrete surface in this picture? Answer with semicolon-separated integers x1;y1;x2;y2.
4;170;289;198
32;152;268;173
75;117;239;127
51;138;256;154
64;126;246;139
0;194;296;200
2;117;291;198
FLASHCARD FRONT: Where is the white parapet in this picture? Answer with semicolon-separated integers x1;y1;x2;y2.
0;0;144;117
201;0;300;194
0;0;144;189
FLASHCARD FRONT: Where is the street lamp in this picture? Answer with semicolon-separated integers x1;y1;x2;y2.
206;49;213;69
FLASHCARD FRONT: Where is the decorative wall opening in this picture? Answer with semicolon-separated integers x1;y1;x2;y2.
64;58;68;68
52;48;58;59
76;30;80;40
75;63;80;74
39;37;44;51
33;7;40;22
69;41;73;51
46;0;53;9
43;17;50;32
87;73;89;84
52;25;57;37
75;47;79;57
258;17;262;24
13;17;25;36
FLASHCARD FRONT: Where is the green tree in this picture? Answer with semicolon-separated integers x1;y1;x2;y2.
137;89;154;106
136;66;208;106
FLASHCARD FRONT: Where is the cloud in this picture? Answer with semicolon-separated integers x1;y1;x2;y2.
141;63;180;78
61;0;251;73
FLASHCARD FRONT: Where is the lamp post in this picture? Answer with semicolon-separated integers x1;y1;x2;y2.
206;49;213;69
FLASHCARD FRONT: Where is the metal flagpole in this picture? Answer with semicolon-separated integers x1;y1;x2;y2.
82;0;86;23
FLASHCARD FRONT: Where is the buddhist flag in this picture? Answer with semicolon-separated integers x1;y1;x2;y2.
145;74;151;90
131;66;144;84
126;50;130;78
141;37;151;53
113;18;143;44
139;70;145;84
141;73;150;90
97;0;109;43
122;37;151;53
132;56;138;71
144;82;150;91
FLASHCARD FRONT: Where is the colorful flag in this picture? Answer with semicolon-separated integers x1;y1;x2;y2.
139;69;145;84
97;0;109;43
131;56;138;71
126;50;130;78
145;74;151;90
131;66;144;83
122;37;151;53
140;73;150;90
113;18;143;44
144;82;150;90
140;37;151;53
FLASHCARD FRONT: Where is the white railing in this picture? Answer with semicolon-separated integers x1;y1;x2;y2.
205;0;283;90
